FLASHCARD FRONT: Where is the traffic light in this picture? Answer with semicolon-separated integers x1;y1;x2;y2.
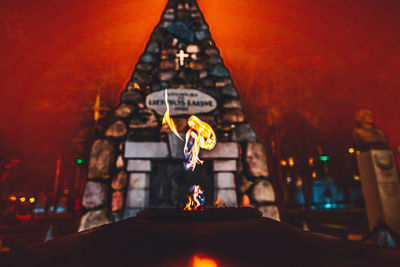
74;157;84;165
319;155;331;162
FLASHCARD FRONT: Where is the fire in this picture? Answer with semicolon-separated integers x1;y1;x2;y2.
184;185;205;211
213;196;224;208
187;115;216;150
162;89;184;141
162;89;216;171
184;115;216;171
184;129;203;171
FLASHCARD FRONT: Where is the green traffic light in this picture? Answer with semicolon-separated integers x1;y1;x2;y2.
74;158;84;165
319;155;330;162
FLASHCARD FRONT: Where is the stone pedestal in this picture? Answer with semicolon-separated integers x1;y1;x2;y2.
357;149;400;232
124;159;152;219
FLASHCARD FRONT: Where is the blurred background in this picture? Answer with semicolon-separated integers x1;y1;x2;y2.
0;0;399;251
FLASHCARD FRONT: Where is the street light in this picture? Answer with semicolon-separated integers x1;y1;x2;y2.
45;146;61;213
0;158;21;199
73;157;85;201
74;158;84;165
319;155;331;162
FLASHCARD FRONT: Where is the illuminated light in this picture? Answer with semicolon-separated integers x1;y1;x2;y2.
162;89;183;141
184;115;216;171
20;197;26;202
16;214;32;220
191;255;218;267
312;171;317;178
64;189;69;194
288;157;295;167
56;206;65;213
94;111;100;123
133;82;140;89
319;155;331;162
28;197;35;203
92;93;110;123
353;175;360;181
308;158;314;166
241;194;251;207
93;94;101;123
74;198;81;211
33;207;45;214
286;177;292;183
74;158;84;165
184;185;205;211
176;49;189;66
348;148;355;154
9;196;17;202
280;160;287;166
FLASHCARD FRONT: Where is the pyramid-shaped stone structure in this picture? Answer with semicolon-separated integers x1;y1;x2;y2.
79;0;279;231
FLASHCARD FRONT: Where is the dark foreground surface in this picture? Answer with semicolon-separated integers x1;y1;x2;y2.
1;208;400;267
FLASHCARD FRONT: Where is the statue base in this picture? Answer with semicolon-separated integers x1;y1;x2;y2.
356;148;400;233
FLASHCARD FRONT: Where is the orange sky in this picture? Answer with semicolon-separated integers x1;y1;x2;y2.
0;0;399;190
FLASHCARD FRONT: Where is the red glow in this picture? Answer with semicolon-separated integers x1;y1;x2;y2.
191;255;218;267
1;0;400;189
74;197;81;211
16;214;32;220
241;195;252;207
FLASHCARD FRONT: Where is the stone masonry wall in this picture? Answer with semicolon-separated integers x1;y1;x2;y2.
79;0;279;231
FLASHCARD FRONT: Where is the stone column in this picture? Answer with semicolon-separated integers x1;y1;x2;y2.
200;143;240;207
357;148;400;232
242;141;280;221
214;173;237;207
124;161;152;218
123;142;170;218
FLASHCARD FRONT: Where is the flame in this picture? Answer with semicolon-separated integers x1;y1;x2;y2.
184;185;204;211
213;196;224;208
191;255;218;267
241;194;252;207
184;116;216;171
184;129;203;171
162;89;184;141
161;89;216;171
184;195;194;211
187;115;216;150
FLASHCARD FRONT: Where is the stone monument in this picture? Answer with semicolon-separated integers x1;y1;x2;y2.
79;0;279;231
353;109;400;233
